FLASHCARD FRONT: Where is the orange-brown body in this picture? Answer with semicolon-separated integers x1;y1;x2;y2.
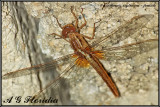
50;6;120;97
68;31;120;97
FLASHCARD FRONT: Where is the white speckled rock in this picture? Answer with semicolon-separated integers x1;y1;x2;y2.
2;2;158;105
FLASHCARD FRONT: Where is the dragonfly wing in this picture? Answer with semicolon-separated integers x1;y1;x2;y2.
91;14;154;48
2;53;75;79
31;61;76;99
102;39;158;61
31;58;91;100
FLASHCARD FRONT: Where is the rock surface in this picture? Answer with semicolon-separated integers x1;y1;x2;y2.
2;2;158;105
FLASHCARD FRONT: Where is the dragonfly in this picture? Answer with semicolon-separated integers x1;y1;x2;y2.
2;6;158;100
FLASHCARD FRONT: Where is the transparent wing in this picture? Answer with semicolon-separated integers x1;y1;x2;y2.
31;59;90;100
102;39;158;61
2;50;90;102
2;53;75;79
91;14;154;48
31;61;76;99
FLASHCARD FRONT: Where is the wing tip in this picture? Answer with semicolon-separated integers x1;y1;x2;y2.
143;14;154;20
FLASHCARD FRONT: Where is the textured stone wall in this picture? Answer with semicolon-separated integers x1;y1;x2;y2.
2;2;158;105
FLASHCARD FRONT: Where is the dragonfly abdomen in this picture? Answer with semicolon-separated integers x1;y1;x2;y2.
86;55;120;97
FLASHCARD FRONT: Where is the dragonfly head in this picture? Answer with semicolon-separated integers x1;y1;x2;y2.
62;24;76;38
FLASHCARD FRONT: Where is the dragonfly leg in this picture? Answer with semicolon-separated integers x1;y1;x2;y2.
78;8;87;32
91;23;96;39
54;15;63;29
71;6;78;29
48;33;69;42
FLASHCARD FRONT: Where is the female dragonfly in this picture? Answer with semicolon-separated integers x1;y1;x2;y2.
2;6;158;100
